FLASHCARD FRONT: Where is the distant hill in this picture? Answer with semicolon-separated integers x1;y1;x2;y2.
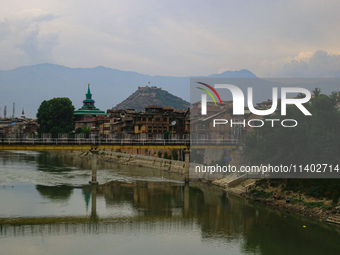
113;86;190;111
0;63;258;118
208;69;257;78
3;64;339;119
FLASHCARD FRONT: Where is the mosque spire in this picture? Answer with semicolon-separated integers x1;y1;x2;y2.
86;83;92;99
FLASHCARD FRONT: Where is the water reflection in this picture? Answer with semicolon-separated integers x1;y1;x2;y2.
42;182;340;254
36;185;74;201
2;181;340;255
1;151;340;255
36;151;92;172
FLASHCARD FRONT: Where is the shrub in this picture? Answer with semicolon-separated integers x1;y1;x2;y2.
171;149;178;160
249;189;273;198
163;151;171;160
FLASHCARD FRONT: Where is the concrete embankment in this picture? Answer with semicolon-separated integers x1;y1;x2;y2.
70;150;340;223
212;177;256;195
75;150;186;174
72;149;253;195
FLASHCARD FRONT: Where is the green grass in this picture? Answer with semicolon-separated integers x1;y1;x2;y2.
249;189;273;198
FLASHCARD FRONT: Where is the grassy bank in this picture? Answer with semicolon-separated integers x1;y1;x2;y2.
244;179;340;222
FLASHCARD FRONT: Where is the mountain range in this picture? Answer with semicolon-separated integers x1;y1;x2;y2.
2;64;338;119
0;64;256;118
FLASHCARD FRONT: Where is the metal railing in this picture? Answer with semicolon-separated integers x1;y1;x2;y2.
0;138;238;146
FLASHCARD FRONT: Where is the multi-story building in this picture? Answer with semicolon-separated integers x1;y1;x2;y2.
105;106;189;139
190;100;261;140
0;118;38;138
133;105;188;139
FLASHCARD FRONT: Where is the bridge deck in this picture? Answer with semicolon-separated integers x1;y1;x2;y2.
0;138;237;150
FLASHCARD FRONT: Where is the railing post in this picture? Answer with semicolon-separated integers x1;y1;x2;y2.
184;149;190;184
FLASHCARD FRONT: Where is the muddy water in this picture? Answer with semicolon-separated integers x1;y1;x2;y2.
0;151;339;255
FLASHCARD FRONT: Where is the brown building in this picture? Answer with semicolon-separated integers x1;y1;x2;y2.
190;100;260;140
105;106;189;139
0;118;38;138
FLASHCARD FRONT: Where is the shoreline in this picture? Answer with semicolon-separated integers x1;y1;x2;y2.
239;185;340;224
73;149;186;174
69;149;340;225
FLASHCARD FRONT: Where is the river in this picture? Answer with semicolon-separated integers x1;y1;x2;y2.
0;150;339;255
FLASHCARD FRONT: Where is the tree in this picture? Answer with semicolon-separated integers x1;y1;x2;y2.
75;127;91;138
243;88;340;165
243;89;340;203
37;97;75;137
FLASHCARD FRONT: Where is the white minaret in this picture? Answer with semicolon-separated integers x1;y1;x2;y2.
21;108;26;119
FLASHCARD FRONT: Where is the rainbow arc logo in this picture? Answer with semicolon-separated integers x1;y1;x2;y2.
196;82;223;106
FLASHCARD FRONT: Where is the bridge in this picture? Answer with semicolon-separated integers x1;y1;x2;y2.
0;138;238;184
0;138;238;150
0;184;228;231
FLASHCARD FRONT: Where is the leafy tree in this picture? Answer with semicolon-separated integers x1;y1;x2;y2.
75;127;91;138
37;97;75;137
163;131;171;139
243;88;340;165
243;89;340;203
75;127;83;133
171;149;179;160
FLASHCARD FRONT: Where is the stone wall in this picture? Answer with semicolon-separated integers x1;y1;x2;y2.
94;150;186;174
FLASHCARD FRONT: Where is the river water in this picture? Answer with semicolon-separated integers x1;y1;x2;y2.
0;150;339;255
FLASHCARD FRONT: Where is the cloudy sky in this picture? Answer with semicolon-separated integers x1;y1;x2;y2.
1;0;340;77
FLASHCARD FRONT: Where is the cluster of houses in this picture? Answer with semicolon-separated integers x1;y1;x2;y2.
2;84;339;140
73;84;190;139
0;110;38;138
0;84;190;139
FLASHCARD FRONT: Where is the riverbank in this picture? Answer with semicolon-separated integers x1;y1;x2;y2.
71;149;251;194
241;181;340;224
70;149;340;224
73;150;186;174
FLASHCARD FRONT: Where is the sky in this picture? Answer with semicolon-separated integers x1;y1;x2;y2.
1;0;340;77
